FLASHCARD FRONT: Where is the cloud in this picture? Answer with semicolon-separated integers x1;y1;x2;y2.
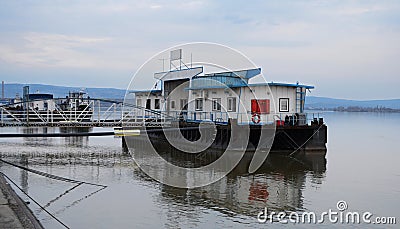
0;32;116;68
0;0;399;98
24;32;111;47
335;5;388;16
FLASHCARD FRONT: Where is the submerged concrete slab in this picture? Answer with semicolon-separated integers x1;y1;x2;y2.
0;173;43;229
0;204;24;228
0;189;8;205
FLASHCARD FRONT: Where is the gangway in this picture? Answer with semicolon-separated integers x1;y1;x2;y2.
0;98;177;127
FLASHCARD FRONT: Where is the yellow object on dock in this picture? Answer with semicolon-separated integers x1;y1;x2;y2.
113;128;140;137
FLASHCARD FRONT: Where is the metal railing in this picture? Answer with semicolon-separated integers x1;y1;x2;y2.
1;99;125;127
0;98;323;127
162;111;323;126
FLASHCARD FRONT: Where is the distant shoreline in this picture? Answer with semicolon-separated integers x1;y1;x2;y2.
306;106;400;113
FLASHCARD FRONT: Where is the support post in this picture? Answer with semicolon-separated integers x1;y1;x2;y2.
98;100;101;123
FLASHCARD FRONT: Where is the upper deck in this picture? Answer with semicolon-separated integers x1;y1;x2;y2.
131;66;317;127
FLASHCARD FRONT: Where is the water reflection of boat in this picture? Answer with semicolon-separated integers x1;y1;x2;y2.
2;127;94;149
127;137;326;217
159;151;327;219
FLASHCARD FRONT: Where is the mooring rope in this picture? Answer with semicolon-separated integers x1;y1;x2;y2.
0;158;107;188
288;124;325;157
42;183;82;209
0;171;70;229
0;158;109;228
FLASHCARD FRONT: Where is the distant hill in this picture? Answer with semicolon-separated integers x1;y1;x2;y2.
2;83;126;99
2;84;399;109
305;96;400;109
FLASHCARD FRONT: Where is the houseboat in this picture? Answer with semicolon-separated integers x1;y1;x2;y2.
126;52;327;155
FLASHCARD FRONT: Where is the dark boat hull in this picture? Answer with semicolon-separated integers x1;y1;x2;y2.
123;121;327;155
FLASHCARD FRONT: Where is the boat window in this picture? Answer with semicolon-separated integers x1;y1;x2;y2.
154;99;160;109
195;98;203;111
170;100;175;109
279;98;289;112
212;98;221;111
227;97;236;112
180;99;188;110
136;99;142;107
146;99;151;109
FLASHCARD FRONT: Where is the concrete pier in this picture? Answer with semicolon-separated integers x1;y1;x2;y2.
0;173;43;229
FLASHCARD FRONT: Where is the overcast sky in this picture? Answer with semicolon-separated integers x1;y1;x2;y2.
0;0;399;100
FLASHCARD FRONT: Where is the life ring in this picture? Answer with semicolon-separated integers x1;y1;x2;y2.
294;113;299;125
252;114;261;124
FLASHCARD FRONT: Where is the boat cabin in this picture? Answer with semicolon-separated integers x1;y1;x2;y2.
132;67;314;125
25;93;56;111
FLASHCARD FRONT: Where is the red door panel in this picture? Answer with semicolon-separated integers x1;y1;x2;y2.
251;99;270;114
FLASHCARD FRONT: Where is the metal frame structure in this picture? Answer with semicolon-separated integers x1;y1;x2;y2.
0;98;322;128
0;98;176;127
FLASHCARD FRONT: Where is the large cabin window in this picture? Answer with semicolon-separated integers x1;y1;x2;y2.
146;99;151;109
195;98;203;111
170;100;175;109
227;97;236;112
251;99;270;114
279;98;289;112
212;98;221;111
154;99;160;109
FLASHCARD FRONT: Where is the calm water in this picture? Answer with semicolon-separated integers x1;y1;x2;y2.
0;112;399;228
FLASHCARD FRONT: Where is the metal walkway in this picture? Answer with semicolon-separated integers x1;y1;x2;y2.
0;98;176;127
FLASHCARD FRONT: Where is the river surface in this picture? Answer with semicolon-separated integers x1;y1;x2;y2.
0;112;399;228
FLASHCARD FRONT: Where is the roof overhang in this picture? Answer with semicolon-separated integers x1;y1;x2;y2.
129;89;162;94
203;68;261;79
154;67;203;81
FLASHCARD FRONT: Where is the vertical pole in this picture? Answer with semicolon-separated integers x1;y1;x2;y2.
90;100;94;123
74;99;77;121
122;136;128;152
113;103;116;123
1;81;4;99
26;101;29;125
98;100;101;123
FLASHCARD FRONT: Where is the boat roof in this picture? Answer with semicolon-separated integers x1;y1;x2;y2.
129;89;162;94
249;82;314;89
130;83;314;92
28;93;54;99
201;68;261;79
185;82;314;90
130;67;314;93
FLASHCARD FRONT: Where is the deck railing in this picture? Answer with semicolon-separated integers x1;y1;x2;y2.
161;111;323;126
1;99;323;127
